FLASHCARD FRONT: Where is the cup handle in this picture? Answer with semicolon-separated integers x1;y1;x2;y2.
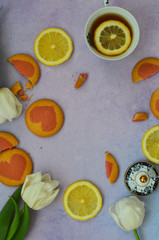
103;0;109;7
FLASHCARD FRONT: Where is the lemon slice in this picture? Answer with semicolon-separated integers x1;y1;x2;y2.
63;181;102;221
94;20;131;56
142;126;159;164
34;28;73;65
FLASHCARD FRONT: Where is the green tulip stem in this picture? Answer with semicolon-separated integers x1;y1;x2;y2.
133;229;140;240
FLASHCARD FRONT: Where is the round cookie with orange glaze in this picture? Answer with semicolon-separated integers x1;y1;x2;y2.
25;99;64;137
0;148;33;186
150;88;159;119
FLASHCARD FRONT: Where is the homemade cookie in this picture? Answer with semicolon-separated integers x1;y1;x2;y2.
25;99;64;137
0;148;33;186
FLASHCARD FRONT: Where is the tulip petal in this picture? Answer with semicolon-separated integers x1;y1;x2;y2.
22;184;43;208
0;116;7;124
21;172;42;196
50;180;60;190
42;173;51;181
0;88;22;124
130;196;145;209
34;189;60;210
109;205;126;230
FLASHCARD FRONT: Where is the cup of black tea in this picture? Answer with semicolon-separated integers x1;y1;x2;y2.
85;1;140;60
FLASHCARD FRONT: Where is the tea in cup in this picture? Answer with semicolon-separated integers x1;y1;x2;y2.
85;2;140;60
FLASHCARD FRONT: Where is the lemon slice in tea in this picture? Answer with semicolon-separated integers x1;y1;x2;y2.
34;28;73;65
63;181;102;221
94;20;131;56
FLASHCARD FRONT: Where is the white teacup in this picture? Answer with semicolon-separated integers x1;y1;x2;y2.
85;1;140;60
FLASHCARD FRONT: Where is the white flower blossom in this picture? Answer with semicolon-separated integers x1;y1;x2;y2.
109;196;145;231
21;172;60;210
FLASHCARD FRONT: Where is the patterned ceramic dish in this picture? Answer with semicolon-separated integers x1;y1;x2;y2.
124;161;159;197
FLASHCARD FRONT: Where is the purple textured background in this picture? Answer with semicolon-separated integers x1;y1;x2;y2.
0;0;159;239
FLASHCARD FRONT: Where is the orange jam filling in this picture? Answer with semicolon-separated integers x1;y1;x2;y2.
12;60;35;77
0;154;26;180
106;161;113;178
0;137;14;151
29;106;57;132
138;63;159;79
155;99;159;113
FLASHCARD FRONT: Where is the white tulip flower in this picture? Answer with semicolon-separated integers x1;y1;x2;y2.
21;172;60;210
0;88;22;124
109;196;145;240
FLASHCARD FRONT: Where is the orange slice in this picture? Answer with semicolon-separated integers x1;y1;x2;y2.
0;148;33;186
132;57;159;83
7;54;40;86
105;152;119;184
0;132;19;152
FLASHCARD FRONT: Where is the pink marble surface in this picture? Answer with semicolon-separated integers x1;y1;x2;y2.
0;0;159;239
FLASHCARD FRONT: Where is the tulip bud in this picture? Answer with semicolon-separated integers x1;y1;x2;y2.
109;196;145;231
21;172;60;210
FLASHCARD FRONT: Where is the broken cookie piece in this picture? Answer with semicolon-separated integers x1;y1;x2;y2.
132;112;148;121
10;81;22;95
105;152;119;184
75;73;88;88
132;57;159;83
7;54;40;86
0;132;19;151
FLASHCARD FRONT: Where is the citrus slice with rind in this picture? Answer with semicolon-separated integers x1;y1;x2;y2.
142;126;159;164
63;180;102;221
34;28;73;65
94;20;131;56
